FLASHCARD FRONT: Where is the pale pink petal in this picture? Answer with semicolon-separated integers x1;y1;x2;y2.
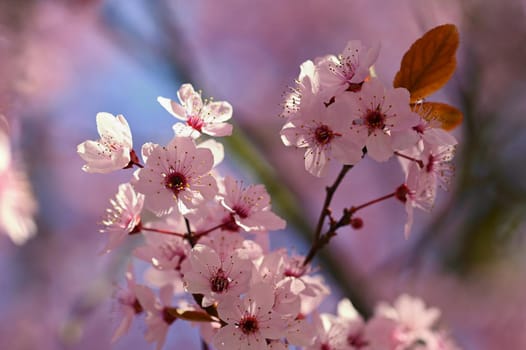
203;101;233;122
304;146;328;177
366;131;393;162
157;96;187;121
197;139;224;167
172;123;201;138
202;122;233;137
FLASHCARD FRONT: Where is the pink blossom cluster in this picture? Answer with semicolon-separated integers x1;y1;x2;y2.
280;41;458;236
77;47;460;347
308;296;458;350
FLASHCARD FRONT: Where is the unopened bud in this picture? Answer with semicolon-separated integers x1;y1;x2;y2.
351;217;364;229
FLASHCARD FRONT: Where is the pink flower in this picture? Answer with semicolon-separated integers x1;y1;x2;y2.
411;103;458;148
306;312;349;350
280;97;364;177
421;145;456;192
316;40;380;97
348;79;420;162
256;251;330;315
363;316;402;350
281;60;321;120
213;283;285;350
337;299;368;349
135;284;175;350
133;137;218;216
158;84;233;138
397;143;455;195
220;176;286;232
77;112;133;173
182;243;252;307
135;232;189;271
111;265;142;342
373;294;441;348
397;163;436;237
100;183;144;254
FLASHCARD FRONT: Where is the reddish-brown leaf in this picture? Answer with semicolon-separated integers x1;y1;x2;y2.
415;102;463;131
394;24;459;102
174;309;216;323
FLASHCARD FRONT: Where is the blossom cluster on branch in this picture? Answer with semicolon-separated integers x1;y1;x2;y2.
77;24;462;350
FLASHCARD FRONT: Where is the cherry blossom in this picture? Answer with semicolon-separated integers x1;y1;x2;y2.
336;299;368;350
134;220;190;294
316;40;380;97
133;214;189;271
363;316;402;350
306;311;349;350
280;96;364;177
213;283;285;350
220;176;286;232
397;163;436;237
373;294;442;348
133;136;218;215
182;243;252;307
256;250;330;315
281;59;321;120
100;183;144;254
111;265;142;342
411;103;458;148
348;79;420;162
135;284;175;350
158;83;233;138
77;112;134;173
78;29;464;350
421;145;456;191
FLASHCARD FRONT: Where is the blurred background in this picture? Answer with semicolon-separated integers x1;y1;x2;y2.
0;0;525;349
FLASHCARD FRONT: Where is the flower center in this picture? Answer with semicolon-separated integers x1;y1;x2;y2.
412;123;425;134
283;257;307;278
347;332;368;348
221;214;240;232
187;115;205;132
314;125;335;145
365;108;386;132
210;269;230;293
232;205;250;219
165;172;188;195
425;154;435;173
239;316;259;335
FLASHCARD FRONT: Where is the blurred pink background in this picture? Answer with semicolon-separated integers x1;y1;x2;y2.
1;0;525;349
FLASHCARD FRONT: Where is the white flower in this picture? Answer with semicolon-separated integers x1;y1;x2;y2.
77;112;133;173
158;84;233;139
